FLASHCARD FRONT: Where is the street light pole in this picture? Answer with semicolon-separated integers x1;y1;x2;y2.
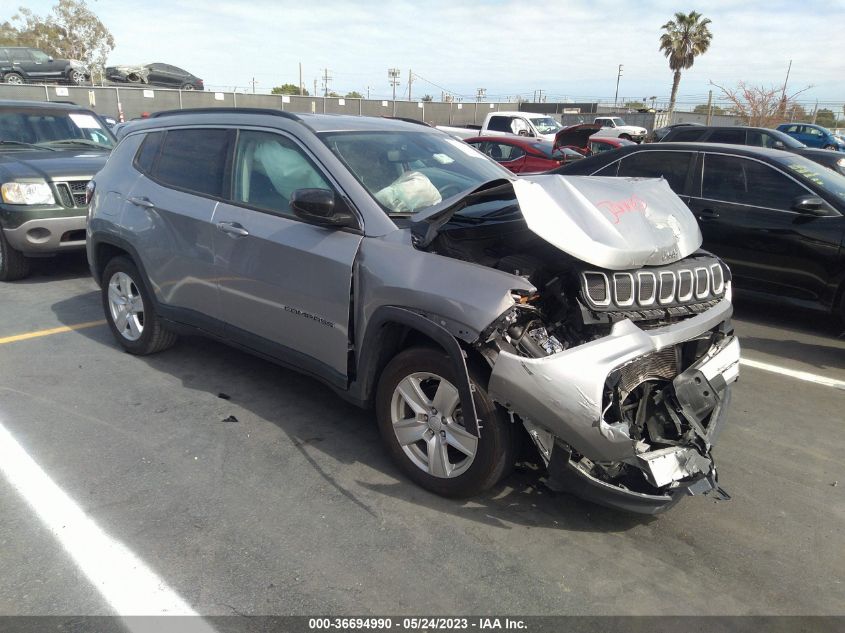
614;64;623;109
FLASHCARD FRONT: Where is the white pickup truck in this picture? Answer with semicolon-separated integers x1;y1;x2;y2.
437;111;564;142
591;116;647;143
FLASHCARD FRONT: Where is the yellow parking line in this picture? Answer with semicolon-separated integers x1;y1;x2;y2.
0;320;106;345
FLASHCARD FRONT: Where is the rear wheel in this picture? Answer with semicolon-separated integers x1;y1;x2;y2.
823;144;837;151
181;83;195;90
69;69;87;85
376;347;514;497
3;73;24;85
0;229;31;281
101;256;177;355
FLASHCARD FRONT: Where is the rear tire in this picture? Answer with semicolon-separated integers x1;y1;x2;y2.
823;144;837;151
181;83;195;90
101;256;177;355
0;229;31;281
3;72;24;85
376;347;514;498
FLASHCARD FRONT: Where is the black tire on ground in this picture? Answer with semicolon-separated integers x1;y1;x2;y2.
3;72;24;85
376;346;514;498
0;229;31;281
69;70;87;85
619;133;632;140
823;144;837;150
181;83;195;90
101;256;177;355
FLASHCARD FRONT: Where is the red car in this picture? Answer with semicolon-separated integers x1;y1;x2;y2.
464;136;584;174
553;124;636;156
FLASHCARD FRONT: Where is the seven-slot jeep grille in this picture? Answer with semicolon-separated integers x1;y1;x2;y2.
581;258;727;315
53;180;91;208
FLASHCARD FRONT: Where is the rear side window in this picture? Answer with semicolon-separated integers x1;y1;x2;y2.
134;131;164;175
668;128;705;142
153;129;229;198
708;129;746;144
487;116;514;133
617;151;693;191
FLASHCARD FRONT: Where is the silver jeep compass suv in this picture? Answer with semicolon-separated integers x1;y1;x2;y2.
87;109;740;514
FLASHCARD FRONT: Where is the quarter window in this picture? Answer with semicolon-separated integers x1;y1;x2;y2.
486;116;514;133
617;151;693;191
134;131;164;175
231;130;330;218
154;129;229;198
701;154;809;210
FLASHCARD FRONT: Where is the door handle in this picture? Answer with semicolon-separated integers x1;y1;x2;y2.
216;221;249;237
696;208;720;221
128;196;155;208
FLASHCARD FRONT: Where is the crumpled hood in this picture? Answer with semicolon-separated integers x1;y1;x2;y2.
512;175;701;269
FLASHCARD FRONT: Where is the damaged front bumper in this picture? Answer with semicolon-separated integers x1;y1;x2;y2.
488;299;739;514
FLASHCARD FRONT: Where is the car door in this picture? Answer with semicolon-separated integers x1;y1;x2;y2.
27;49;65;81
687;151;840;302
8;49;39;79
212;128;363;385
122;127;229;331
146;64;177;87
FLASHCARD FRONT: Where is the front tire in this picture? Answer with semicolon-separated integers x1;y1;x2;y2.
376;347;514;497
0;229;31;281
823;144;837;151
69;70;87;85
619;133;632;140
101;256;177;355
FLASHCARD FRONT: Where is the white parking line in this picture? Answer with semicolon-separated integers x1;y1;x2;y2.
0;420;216;628
740;357;845;391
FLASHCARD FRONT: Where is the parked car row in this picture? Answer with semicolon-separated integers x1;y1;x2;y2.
1;100;743;515
555;142;845;319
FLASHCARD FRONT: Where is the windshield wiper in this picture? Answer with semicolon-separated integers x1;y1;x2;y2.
0;140;57;151
41;139;110;149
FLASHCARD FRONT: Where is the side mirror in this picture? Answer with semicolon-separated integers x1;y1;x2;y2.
791;195;830;216
48;57;54;62
291;188;357;228
772;141;786;150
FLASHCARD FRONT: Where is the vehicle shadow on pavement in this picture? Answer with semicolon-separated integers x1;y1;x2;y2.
14;252;90;285
51;292;654;534
732;298;845;372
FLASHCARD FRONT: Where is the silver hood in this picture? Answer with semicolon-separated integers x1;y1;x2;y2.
512;175;702;270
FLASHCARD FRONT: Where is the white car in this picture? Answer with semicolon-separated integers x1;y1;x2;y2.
591;117;647;143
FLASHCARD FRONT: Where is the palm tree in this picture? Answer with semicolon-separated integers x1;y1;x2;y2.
659;11;713;113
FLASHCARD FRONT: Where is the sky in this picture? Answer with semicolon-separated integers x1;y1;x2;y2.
8;0;845;109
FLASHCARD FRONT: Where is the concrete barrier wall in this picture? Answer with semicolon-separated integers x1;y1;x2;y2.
0;84;742;130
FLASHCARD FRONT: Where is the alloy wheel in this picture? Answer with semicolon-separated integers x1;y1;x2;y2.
389;372;478;478
107;271;145;341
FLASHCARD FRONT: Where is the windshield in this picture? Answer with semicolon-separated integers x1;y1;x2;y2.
529;117;563;135
777;154;845;202
0;108;115;150
610;117;626;126
319;130;512;214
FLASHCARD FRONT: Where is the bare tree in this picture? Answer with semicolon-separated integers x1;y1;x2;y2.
710;81;812;128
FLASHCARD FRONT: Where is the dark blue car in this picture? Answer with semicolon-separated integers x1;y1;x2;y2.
777;122;845;151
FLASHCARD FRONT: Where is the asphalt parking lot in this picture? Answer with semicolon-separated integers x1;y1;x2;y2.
1;254;843;617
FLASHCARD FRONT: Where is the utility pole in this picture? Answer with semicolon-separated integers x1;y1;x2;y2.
408;69;413;102
250;77;258;94
476;88;486;102
614;64;623;109
321;68;332;98
313;78;317;98
778;59;792;119
299;62;303;95
388;67;400;115
706;89;713;125
811;99;819;124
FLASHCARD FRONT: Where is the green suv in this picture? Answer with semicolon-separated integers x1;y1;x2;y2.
0;100;114;280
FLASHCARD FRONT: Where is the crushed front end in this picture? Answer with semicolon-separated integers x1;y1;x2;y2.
485;260;739;514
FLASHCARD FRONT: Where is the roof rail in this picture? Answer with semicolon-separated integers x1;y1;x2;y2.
149;107;300;120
